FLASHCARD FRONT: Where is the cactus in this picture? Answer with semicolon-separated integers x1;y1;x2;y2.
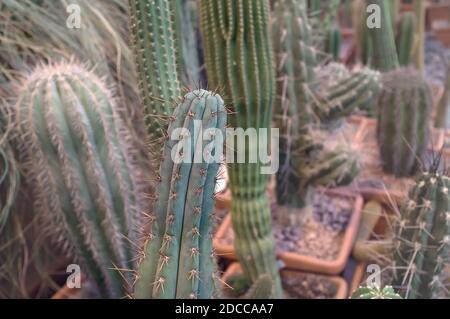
128;0;182;150
200;0;283;298
172;0;205;87
242;274;273;299
312;67;382;121
376;67;432;177
351;285;402;299
413;0;425;73
325;23;342;61
435;63;450;129
397;12;416;67
134;89;226;299
367;0;399;72
12;62;146;298
391;171;450;299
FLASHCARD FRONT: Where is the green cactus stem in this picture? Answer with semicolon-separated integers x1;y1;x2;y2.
376;67;432;177
392;171;450;299
13;62;146;298
397;12;416;67
367;0;400;72
128;0;182;150
200;0;282;298
134;89;226;299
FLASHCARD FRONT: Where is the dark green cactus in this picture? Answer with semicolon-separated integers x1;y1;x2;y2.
13;62;146;298
312;67;382;121
376;67;432;177
128;0;182;149
397;12;416;67
351;285;402;299
200;0;283;298
367;0;400;72
325;23;342;61
392;171;450;299
134;89;226;299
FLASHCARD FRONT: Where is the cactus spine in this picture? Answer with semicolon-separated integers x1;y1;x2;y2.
134;90;225;299
128;0;182;149
13;63;145;298
351;285;402;299
200;0;282;297
367;0;400;72
377;67;432;177
392;171;450;298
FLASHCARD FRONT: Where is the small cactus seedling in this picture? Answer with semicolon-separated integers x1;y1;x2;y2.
391;171;450;299
377;67;432;177
134;90;226;299
351;285;402;299
13;62;146;298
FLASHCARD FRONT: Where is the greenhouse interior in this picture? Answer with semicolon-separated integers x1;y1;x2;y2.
1;0;450;300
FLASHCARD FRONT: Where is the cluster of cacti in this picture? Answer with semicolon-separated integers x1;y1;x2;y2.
351;285;402;299
128;0;182;151
391;171;450;298
172;0;205;87
200;0;283;298
12;63;147;298
134;89;225;299
377;67;432;177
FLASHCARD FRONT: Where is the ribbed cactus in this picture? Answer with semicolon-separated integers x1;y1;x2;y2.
397;12;416;67
392;171;450;299
367;0;400;72
13;62;146;298
200;0;283;297
377;67;432;177
272;0;318;208
172;0;205;87
134;90;225;299
351;285;402;299
128;0;182;149
312;67;382;121
325;24;342;61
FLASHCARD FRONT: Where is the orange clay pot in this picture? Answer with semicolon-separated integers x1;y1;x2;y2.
222;263;348;299
214;188;363;275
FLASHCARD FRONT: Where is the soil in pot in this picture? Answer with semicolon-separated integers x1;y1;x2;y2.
219;190;354;261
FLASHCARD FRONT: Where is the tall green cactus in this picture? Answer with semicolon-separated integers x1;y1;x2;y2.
367;0;400;72
392;171;450;298
376;67;432;177
397;12;416;67
172;0;205;87
200;0;283;297
13;62;146;298
134;89;226;299
128;0;182;149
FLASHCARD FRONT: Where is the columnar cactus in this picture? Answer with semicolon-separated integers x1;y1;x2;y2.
351;285;402;299
392;171;450;298
13;62;146;298
397;12;416;67
200;0;283;297
367;0;400;72
172;0;205;87
128;0;182;150
377;67;432;177
134;90;226;299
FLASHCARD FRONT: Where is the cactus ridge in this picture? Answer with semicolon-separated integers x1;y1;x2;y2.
134;89;226;299
13;62;146;298
377;67;432;177
392;171;450;298
128;0;182;149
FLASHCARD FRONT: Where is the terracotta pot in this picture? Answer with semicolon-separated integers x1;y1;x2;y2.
214;188;363;275
427;3;450;29
352;118;445;205
222;263;348;299
348;262;367;296
433;24;450;48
